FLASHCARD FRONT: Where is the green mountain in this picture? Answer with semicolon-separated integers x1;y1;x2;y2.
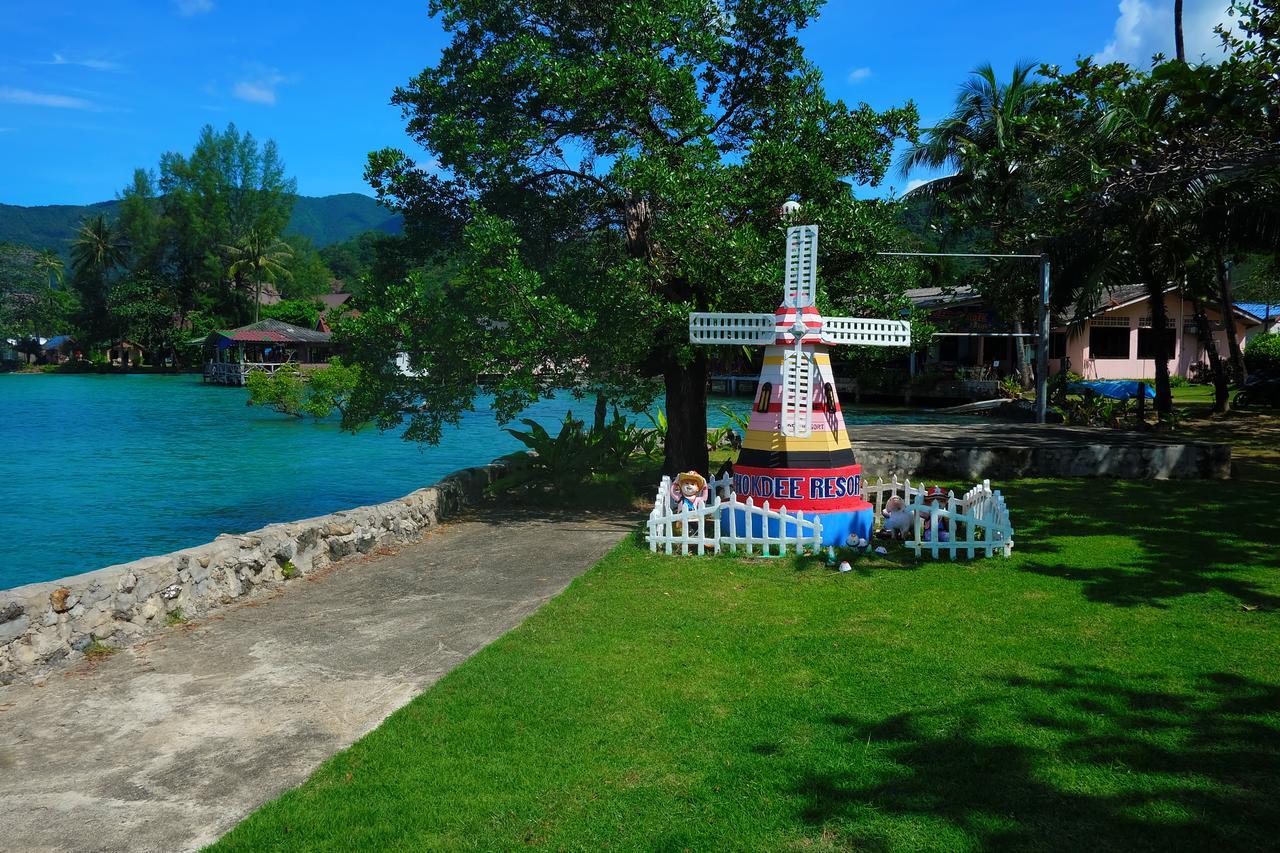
0;192;402;254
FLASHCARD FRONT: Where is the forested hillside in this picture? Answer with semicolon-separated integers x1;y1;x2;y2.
0;193;401;254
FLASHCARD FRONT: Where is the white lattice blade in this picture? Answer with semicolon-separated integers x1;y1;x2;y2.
783;225;818;308
820;317;912;347
689;312;777;345
780;349;814;437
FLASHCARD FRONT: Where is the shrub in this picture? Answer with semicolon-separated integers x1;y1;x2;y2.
1244;333;1280;376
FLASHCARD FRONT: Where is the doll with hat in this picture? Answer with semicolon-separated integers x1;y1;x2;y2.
670;471;709;534
920;486;951;542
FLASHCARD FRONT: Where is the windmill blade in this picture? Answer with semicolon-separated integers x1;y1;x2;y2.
780;348;814;438
784;225;818;308
820;317;912;347
689;312;777;345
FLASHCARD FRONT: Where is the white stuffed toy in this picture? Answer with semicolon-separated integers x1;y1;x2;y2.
879;495;913;540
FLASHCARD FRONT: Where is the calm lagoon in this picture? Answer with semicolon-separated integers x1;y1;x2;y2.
0;374;965;588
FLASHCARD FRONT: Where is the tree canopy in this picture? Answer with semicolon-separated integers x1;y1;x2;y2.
345;0;919;472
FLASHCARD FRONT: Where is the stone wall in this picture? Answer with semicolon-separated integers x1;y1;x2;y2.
0;459;519;684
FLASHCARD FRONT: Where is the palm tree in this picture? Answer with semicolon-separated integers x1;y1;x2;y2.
899;62;1045;384
70;215;128;341
71;215;128;278
224;230;293;323
34;250;64;291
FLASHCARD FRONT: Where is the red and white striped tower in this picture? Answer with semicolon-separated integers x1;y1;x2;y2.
689;218;911;545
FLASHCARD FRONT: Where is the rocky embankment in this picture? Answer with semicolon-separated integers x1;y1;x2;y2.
0;460;519;683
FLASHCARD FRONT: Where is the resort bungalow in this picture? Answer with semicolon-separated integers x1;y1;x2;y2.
907;285;1032;380
203;319;337;386
104;339;148;368
1049;285;1264;381
41;335;78;364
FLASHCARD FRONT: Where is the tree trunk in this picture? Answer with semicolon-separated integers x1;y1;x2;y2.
1147;280;1173;419
1011;313;1031;388
1174;0;1186;62
1215;250;1246;382
593;392;608;433
662;350;710;476
1191;298;1229;414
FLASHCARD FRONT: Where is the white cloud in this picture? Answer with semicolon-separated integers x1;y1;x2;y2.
175;0;214;16
44;53;123;72
233;68;287;105
847;67;872;84
0;86;97;110
1095;0;1236;65
903;178;929;194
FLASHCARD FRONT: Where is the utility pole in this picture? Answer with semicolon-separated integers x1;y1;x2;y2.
1036;254;1051;425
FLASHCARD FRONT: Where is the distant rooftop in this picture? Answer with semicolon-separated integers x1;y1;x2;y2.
208;319;332;345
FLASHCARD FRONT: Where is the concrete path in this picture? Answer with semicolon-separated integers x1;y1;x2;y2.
0;507;633;853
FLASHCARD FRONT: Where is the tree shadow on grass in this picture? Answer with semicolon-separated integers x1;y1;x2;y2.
1004;475;1280;609
794;665;1280;851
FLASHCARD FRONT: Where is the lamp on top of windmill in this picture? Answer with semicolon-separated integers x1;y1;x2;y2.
688;202;911;547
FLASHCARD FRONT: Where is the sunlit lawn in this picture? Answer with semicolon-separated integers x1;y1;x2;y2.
211;412;1279;852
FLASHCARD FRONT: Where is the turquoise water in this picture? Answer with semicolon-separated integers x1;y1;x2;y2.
0;375;966;588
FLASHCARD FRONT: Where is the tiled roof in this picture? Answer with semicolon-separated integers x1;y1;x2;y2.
209;319;332;345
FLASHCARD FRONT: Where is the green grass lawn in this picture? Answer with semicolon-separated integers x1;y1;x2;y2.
212;416;1280;852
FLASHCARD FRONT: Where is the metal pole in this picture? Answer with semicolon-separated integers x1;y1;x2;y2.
1035;255;1050;425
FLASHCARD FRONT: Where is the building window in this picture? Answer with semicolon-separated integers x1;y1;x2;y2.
1137;328;1177;360
1089;326;1130;359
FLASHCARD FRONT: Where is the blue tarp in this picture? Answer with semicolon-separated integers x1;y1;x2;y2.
1068;380;1157;400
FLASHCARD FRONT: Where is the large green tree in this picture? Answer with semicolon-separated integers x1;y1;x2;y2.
347;0;916;473
158;123;297;323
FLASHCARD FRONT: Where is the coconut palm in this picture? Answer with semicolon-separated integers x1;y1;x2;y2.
70;214;128;341
34;250;64;291
224;230;294;323
71;215;128;280
899;62;1045;383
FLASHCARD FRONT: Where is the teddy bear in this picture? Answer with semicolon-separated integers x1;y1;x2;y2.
878;494;913;540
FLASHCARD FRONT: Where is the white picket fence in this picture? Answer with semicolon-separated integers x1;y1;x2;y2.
646;473;1013;560
861;476;1014;559
646;475;824;557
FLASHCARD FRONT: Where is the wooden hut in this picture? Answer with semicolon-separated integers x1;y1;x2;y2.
203;319;336;386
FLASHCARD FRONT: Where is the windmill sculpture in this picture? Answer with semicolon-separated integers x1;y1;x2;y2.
689;221;911;546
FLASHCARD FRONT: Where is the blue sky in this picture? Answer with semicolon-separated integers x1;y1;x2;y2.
0;0;1238;206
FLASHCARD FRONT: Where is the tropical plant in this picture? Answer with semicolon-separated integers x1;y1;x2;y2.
34;250;63;290
591;415;650;474
998;375;1023;400
225;230;294;323
489;413;605;497
719;404;750;432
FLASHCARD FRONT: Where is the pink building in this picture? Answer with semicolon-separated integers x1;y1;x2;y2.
1049;286;1264;381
